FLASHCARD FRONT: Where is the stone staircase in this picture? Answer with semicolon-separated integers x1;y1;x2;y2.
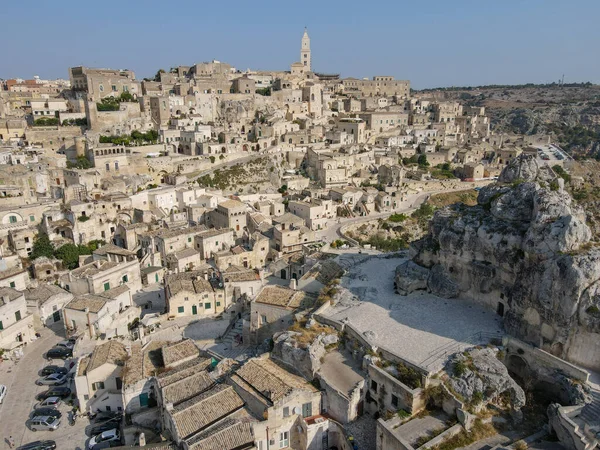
210;320;250;360
580;388;600;427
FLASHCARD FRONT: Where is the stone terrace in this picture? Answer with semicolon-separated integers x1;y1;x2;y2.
320;255;503;372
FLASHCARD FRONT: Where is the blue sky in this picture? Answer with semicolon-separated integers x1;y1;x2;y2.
2;0;599;89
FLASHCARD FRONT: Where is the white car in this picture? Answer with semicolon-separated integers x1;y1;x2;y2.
88;429;120;449
0;384;6;404
36;373;68;386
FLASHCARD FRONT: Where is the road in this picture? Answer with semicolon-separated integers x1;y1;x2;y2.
0;324;89;449
316;189;451;245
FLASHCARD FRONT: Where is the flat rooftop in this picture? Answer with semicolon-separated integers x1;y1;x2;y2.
320;255;503;373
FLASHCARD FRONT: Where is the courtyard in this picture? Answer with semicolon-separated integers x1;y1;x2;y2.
322;254;504;373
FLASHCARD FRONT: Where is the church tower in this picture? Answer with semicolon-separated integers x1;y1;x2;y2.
301;28;311;72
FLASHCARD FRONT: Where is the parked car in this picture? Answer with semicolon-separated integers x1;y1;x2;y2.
56;340;75;350
17;440;57;450
40;366;68;377
36;387;71;400
34;397;61;409
31;408;62;419
91;411;122;422
0;384;6;404
89;418;121;436
36;373;68;386
89;441;122;450
46;347;72;360
27;415;61;432
88;429;120;449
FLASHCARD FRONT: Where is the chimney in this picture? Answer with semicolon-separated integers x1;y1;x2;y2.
138;432;146;447
204;272;209;281
289;278;297;290
166;403;174;412
1;295;10;303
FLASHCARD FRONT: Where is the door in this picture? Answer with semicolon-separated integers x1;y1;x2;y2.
139;393;149;407
497;302;505;317
280;269;287;279
52;311;61;323
192;305;198;315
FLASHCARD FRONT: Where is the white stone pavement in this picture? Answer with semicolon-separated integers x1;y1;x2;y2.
321;255;503;373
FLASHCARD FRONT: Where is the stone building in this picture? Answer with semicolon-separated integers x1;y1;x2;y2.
74;340;128;413
0;287;35;352
24;284;73;326
164;271;226;318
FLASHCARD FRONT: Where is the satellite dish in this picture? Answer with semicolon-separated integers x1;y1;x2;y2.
293;406;301;415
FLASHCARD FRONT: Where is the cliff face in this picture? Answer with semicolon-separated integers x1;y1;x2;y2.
397;155;600;371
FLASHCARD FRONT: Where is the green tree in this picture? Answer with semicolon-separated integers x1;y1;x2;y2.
66;156;92;169
417;154;429;167
30;233;54;260
55;244;92;270
119;91;134;102
153;69;166;81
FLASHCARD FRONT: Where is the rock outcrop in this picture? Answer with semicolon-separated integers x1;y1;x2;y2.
271;330;338;379
401;155;600;371
447;348;526;412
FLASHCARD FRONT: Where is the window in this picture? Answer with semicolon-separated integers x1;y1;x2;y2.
302;402;312;417
93;381;105;390
9;281;15;288
204;302;211;309
283;407;290;417
104;282;110;291
65;285;70;292
8;215;17;223
261;315;268;325
122;275;128;283
178;306;184;313
184;297;189;301
0;320;3;330
188;237;192;243
112;85;117;92
30;215;35;222
371;380;378;393
279;431;289;448
99;85;104;92
391;394;399;408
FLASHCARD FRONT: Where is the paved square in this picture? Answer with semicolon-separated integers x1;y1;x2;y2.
322;255;503;372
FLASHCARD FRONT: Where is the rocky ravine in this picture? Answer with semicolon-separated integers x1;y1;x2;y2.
395;154;600;371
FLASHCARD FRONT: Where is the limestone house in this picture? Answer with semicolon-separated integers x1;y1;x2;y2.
207;199;247;234
193;228;234;260
166;247;203;273
0;287;35;352
59;257;142;295
249;285;315;343
62;286;138;338
272;213;317;254
138;224;208;262
287;198;335;231
122;340;165;414
221;265;263;303
24;284;73;326
74;340;128;414
164;271;226;318
229;355;322;450
214;239;270;271
0;265;29;290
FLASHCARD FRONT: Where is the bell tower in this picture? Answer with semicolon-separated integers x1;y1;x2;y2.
301;28;311;72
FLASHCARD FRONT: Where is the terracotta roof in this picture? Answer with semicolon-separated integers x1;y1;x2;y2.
218;199;245;210
222;267;260;283
233;356;316;403
65;295;107;313
0;287;24;304
186;419;255;450
93;243;136;257
171;384;244;440
86;340;128;373
165;272;215;296
254;285;308;309
166;247;200;262
70;260;120;278
24;285;70;305
162;339;199;367
157;357;212;387
161;371;214;406
123;341;167;386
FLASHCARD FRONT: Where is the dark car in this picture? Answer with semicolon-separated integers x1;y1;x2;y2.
89;418;121;436
17;441;56;450
36;387;71;400
89;441;121;449
91;411;122;422
40;365;68;377
31;408;62;419
46;347;72;360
